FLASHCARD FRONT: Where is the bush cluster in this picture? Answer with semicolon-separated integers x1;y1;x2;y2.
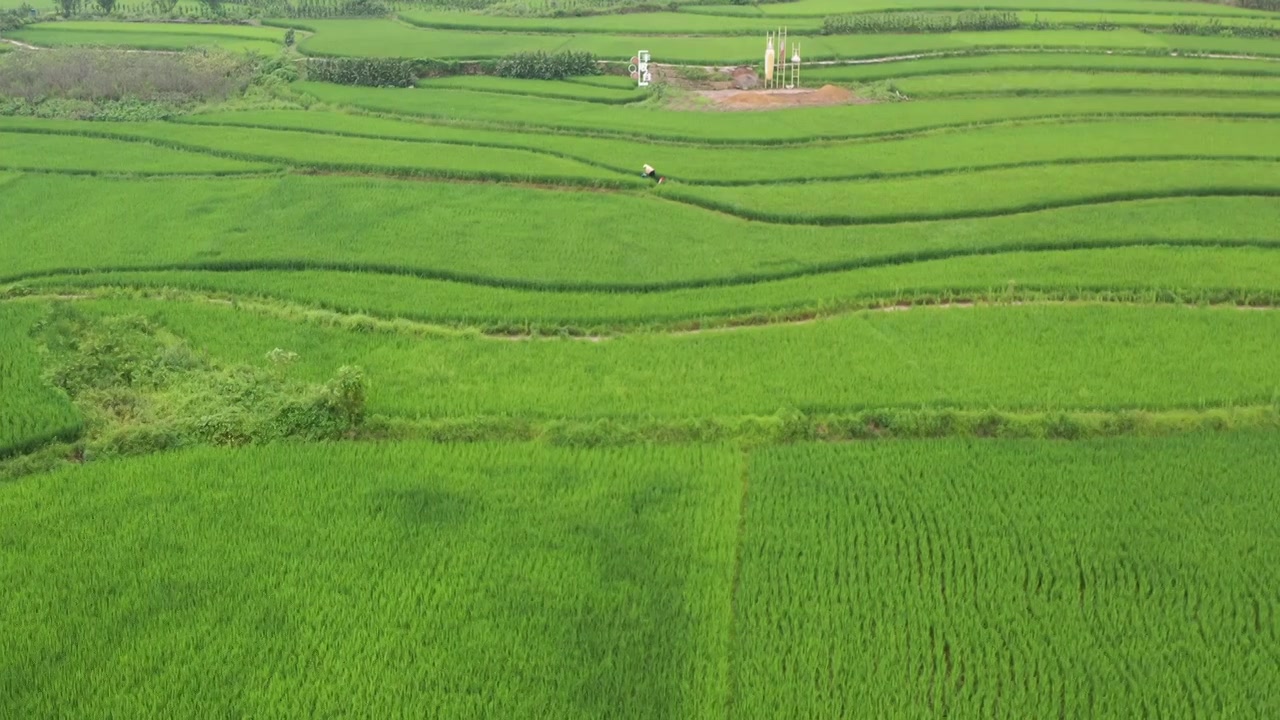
303;57;417;87
822;11;1018;35
0;4;37;30
0;48;252;102
494;50;600;79
34;307;369;458
1238;0;1280;10
1168;17;1280;38
263;0;388;18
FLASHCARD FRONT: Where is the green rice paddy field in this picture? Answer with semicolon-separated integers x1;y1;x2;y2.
3;1;1280;716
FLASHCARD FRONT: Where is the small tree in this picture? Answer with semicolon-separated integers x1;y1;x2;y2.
197;0;222;15
151;0;178;12
284;28;295;47
56;0;78;18
95;0;115;13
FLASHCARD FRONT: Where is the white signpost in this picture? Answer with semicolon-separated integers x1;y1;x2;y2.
630;50;651;88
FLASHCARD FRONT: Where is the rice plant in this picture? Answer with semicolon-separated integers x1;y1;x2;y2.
733;436;1280;716
0;305;82;458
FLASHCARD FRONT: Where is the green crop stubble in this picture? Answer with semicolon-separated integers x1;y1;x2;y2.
27;246;1280;330
732;437;1280;716
5;175;1280;288
0;305;82;459
56;300;1280;418
0;442;741;718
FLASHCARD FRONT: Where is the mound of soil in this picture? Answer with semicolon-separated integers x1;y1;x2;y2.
701;84;865;111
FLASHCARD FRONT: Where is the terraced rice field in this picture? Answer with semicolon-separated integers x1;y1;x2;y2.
3;1;1280;716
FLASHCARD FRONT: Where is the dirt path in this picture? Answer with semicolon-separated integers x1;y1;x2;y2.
0;38;43;51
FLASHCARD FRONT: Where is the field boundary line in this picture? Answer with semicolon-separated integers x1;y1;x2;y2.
10;283;1280;340
669;155;1280;187
906;88;1280;101
6;238;1280;293
657;187;1280;227
0;38;43;51
309;406;1280;443
828;63;1280;82
6;406;1279;476
0;166;284;179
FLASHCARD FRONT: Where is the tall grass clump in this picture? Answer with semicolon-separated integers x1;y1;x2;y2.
302;57;417;87
822;11;1018;35
30;305;368;461
495;50;599;79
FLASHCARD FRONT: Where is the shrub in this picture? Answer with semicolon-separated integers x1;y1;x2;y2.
1168;18;1280;38
35;307;369;457
0;48;252;103
303;57;415;87
494;50;600;80
0;5;37;30
284;28;295;46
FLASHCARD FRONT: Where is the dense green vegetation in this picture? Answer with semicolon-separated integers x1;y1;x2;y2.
6;21;284;53
894;70;1280;97
19;245;1280;330
39;299;1280;419
0;130;278;173
8;173;1280;288
806;52;1280;83
0;442;741;718
734;436;1280;717
2;436;1276;716
288;85;1280;142
0;304;82;459
4;4;1280;716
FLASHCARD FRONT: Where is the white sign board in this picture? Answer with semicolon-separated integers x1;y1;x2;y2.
630;50;651;87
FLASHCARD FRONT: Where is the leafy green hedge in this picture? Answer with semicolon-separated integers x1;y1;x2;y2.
302;57;416;87
822;11;1018;35
494;51;600;80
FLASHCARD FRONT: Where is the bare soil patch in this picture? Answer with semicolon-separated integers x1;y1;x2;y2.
650;64;873;112
697;84;868;111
